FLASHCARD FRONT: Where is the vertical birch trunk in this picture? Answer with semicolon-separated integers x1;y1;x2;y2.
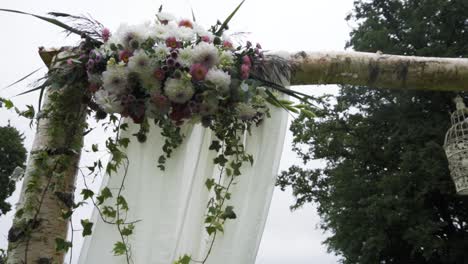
6;48;87;264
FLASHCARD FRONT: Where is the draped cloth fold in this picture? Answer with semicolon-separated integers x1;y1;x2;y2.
78;103;288;264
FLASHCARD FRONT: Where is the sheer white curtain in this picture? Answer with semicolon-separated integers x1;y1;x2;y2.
78;102;288;264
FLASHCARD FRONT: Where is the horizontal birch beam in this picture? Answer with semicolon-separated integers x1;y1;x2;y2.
288;51;468;91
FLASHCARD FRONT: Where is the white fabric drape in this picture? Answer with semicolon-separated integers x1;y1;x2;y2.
78;103;288;264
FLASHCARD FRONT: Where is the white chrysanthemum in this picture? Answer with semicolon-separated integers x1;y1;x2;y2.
94;89;123;113
102;66;128;94
141;75;162;94
236;103;257;120
164;78;194;104
152;23;177;39
192;42;219;68
153;45;171;61
205;69;231;93
127;50;152;75
219;51;234;67
110;23;151;48
176;26;196;41
177;47;194;67
157;12;176;22
193;24;214;40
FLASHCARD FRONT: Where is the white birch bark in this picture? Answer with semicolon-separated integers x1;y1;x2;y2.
288;51;468;91
6;48;86;264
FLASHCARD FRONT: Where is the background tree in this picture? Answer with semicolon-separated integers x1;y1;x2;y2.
0;125;26;216
278;0;468;263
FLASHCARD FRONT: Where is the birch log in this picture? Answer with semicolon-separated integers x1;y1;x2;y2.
289;51;468;91
6;48;87;264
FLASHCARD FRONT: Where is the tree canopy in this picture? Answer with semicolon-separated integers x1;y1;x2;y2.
0;125;26;216
278;0;468;263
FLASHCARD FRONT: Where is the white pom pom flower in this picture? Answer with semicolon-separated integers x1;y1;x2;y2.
127;50;152;76
94;89;123;113
205;68;231;94
236;103;257;120
102;65;128;95
153;45;171;61
177;47;194;67
192;42;219;68
164;78;195;104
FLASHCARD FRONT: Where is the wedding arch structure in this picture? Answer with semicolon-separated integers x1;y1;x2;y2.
2;7;468;264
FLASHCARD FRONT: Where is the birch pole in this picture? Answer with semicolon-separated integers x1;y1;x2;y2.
289;51;468;91
6;48;87;264
5;49;468;263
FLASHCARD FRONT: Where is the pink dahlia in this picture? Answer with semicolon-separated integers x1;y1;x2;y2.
242;55;252;67
201;36;212;43
102;28;111;42
190;63;208;81
223;40;233;49
241;64;250;80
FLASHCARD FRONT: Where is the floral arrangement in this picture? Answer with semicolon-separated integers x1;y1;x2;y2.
89;13;268;126
0;4;314;264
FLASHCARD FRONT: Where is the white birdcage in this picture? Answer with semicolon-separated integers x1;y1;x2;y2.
444;96;468;195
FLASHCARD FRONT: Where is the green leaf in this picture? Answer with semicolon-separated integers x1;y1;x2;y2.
0;98;14;109
205;179;215;191
119;137;130;148
301;109;316;118
112;241;127;256
0;9;85;37
81;219;94;237
55;238;72;252
206;226;216;236
91;144;99;152
96;187;113;205
102;206;117;218
214;155;228;166
117;195;129;211
221;206;237;220
209;140;222;152
174;254;192;264
121;224;135;236
61;209;73;220
2;67;42;90
215;0;245;36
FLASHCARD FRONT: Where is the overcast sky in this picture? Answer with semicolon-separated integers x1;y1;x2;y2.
0;0;355;263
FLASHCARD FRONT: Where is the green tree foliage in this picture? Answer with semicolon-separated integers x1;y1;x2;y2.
278;0;468;263
0;125;26;216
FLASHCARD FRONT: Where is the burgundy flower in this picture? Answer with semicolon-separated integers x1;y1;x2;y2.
151;94;171;114
178;19;193;28
170;104;191;125
153;68;166;81
166;37;180;49
119;50;132;63
88;83;99;93
190;63;208;81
